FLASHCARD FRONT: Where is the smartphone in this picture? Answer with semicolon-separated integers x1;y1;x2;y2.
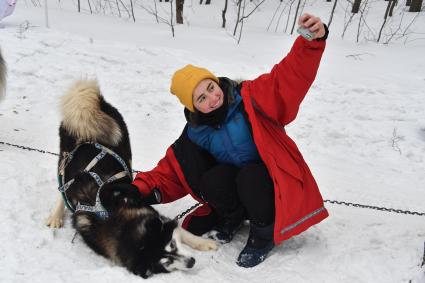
297;26;315;41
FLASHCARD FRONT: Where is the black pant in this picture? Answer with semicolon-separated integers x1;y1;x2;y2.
199;162;275;226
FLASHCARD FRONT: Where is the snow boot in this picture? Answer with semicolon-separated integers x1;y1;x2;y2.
236;222;274;268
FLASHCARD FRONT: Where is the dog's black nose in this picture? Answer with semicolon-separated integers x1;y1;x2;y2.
186;257;195;268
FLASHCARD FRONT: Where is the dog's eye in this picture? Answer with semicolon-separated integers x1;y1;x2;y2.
165;240;177;253
170;241;176;250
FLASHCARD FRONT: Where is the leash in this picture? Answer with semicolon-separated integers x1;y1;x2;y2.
323;199;425;217
174;202;202;220
2;140;425;217
0;141;140;173
0;141;59;156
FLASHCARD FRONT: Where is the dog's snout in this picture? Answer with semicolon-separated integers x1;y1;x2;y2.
186;257;195;269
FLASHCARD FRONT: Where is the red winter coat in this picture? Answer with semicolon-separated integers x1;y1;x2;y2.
133;36;328;245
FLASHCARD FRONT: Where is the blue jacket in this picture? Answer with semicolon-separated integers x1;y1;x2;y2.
187;87;260;167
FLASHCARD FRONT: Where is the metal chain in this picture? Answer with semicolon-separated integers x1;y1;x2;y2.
0;141;140;173
324;199;425;216
0;141;59;156
2;141;425;217
174;202;201;220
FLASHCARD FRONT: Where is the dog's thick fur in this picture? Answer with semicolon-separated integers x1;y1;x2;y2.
0;49;6;99
46;80;217;278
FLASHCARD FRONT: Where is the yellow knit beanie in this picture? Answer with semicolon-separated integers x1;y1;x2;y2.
170;64;219;112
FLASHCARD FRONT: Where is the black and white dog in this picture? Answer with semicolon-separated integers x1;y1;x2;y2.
0;48;6;98
46;79;217;278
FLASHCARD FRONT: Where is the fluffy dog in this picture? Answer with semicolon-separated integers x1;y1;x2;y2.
0;48;6;98
46;80;217;278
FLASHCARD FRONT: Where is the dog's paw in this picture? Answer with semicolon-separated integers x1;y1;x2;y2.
45;214;64;228
195;238;218;251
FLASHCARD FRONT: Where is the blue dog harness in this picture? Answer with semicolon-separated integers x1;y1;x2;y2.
57;142;132;219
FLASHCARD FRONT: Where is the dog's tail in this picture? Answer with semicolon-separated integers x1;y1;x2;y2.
0;49;6;99
61;79;122;146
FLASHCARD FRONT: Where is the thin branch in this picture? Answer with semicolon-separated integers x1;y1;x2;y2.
238;0;265;23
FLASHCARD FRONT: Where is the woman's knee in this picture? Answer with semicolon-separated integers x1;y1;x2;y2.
199;164;238;200
236;163;275;224
236;163;272;194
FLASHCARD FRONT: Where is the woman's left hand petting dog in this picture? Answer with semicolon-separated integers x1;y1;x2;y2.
100;183;147;212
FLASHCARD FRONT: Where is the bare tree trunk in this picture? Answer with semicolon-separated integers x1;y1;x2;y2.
290;0;302;34
176;0;184;24
154;0;159;23
352;0;361;13
356;7;363;42
355;0;369;42
285;0;295;32
377;0;392;42
389;0;397;16
116;0;121;17
328;0;338;27
129;0;135;22
409;0;422;11
233;0;242;36
237;0;247;44
341;12;355;39
78;0;81;12
87;0;93;14
206;0;211;4
118;0;131;18
170;0;175;37
222;0;228;28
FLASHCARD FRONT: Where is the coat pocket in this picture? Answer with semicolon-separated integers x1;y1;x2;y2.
266;149;304;184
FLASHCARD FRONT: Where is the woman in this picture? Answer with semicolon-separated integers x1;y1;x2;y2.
131;13;329;268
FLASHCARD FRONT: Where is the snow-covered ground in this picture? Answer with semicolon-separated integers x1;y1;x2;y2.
0;1;424;282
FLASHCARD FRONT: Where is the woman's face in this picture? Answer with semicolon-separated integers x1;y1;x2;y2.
192;79;224;114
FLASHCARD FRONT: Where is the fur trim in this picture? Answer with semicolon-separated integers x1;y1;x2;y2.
61;79;122;146
0;49;6;99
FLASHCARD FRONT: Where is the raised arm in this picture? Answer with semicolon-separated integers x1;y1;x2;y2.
243;14;327;126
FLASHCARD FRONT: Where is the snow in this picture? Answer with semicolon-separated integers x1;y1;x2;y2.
0;0;424;282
